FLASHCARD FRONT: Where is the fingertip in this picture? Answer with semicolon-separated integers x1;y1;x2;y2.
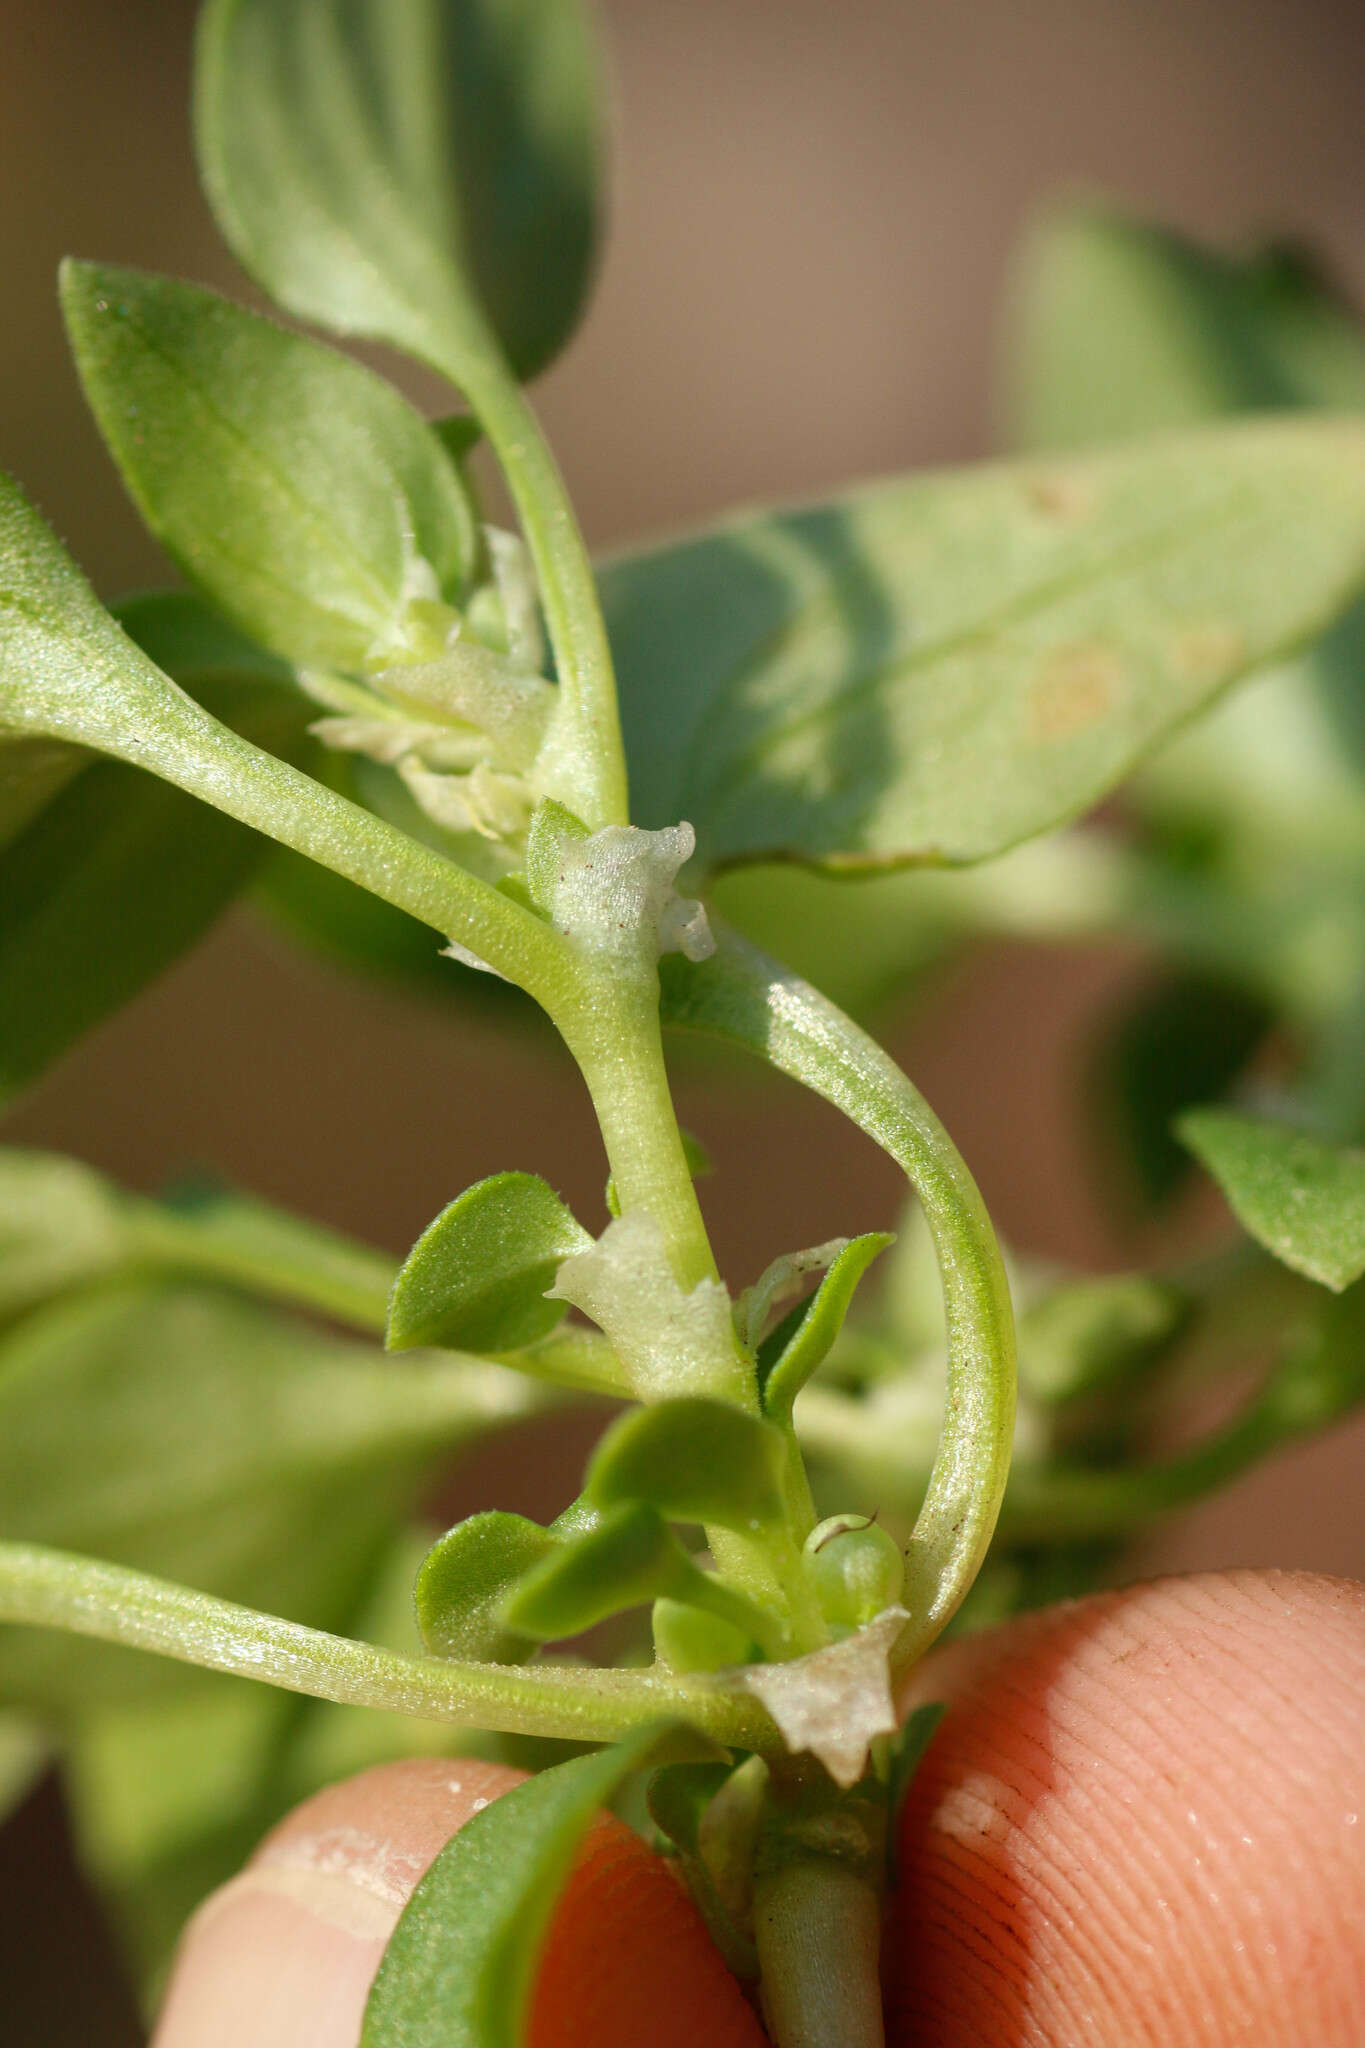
151;1758;526;2048
887;1569;1365;2046
150;1751;764;2048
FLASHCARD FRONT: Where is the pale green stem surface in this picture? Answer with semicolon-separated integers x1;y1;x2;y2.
662;924;1017;1680
0;1542;781;1753
754;1858;886;2048
448;354;629;833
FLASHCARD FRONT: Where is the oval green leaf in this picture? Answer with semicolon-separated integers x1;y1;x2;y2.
1179;1109;1365;1292
605;417;1365;873
195;0;604;387
757;1233;894;1421
387;1171;593;1354
61;262;477;672
415;1511;555;1662
360;1725;686;2048
587;1396;788;1531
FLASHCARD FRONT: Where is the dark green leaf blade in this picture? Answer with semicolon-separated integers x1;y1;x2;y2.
587;1397;788;1530
61;262;476;671
360;1725;682;2048
387;1172;592;1354
195;0;604;385
758;1233;893;1420
1178;1109;1365;1291
604;418;1365;874
0;580;314;1105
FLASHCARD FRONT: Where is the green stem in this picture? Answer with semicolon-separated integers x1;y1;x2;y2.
558;969;726;1302
661;923;1017;1681
0;1542;781;1754
456;361;629;832
753;1857;886;2048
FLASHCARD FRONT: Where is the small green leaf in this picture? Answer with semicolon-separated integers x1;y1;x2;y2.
651;1598;755;1673
360;1725;683;2048
498;1501;692;1641
605;418;1365;873
587;1398;788;1531
387;1171;592;1354
415;1511;555;1662
758;1233;894;1421
196;0;604;387
1179;1109;1365;1291
499;1501;774;1652
1018;1272;1192;1406
61;262;477;672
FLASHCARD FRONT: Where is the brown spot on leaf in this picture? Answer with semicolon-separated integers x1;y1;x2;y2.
1028;641;1122;742
1023;470;1096;521
1170;621;1246;680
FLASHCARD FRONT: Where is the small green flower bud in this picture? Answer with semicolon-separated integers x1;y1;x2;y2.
804;1514;904;1631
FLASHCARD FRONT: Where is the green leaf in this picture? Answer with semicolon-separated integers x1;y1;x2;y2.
61;262;477;671
387;1171;592;1354
0;1281;543;1713
498;1501;693;1641
0;580;315;1103
758;1233;894;1421
0;1149;129;1326
499;1500;773;1651
604;419;1365;873
360;1725;681;2048
586;1398;788;1531
414;1511;555;1662
1007;208;1365;451
195;0;604;387
1179;1109;1365;1291
0;1713;47;1828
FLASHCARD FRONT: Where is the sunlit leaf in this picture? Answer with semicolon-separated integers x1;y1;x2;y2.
387;1171;592;1354
196;0;604;386
1179;1109;1365;1290
586;1397;788;1531
604;419;1365;873
62;262;476;671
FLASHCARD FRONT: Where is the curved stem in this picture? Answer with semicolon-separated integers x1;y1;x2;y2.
661;922;1017;1680
0;1542;781;1754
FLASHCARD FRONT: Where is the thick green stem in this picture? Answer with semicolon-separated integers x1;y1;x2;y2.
754;1857;886;2048
0;1542;781;1753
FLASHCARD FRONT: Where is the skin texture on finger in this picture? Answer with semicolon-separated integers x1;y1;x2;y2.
151;1753;764;2048
887;1569;1365;2047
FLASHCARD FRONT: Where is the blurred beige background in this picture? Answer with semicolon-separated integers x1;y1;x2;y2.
3;0;1365;2031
